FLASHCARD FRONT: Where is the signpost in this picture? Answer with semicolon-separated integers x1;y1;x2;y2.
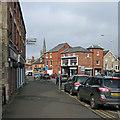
58;66;61;91
26;38;37;45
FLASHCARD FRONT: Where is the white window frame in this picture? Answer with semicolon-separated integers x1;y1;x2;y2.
50;61;52;66
87;54;89;58
50;53;52;58
96;60;100;65
46;61;48;66
46;53;48;58
97;51;99;56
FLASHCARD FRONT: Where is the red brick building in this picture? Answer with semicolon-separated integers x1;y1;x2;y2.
1;1;26;103
44;43;70;75
87;45;104;75
61;46;93;76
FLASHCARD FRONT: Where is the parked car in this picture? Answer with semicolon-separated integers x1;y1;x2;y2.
50;74;58;78
56;74;69;85
64;75;89;95
77;76;120;109
34;73;40;79
43;74;50;79
113;72;120;78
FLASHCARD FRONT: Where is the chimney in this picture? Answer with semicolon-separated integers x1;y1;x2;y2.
32;56;34;60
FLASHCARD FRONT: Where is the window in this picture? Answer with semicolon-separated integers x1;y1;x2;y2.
46;53;48;58
96;60;100;65
39;64;41;68
50;53;52;58
46;61;48;66
116;65;118;70
112;63;114;68
14;2;16;13
68;53;70;56
118;66;119;70
50;61;52;66
97;51;99;56
73;53;75;56
87;54;89;58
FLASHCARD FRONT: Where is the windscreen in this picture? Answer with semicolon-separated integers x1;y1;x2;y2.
61;75;68;77
104;79;120;88
77;76;89;83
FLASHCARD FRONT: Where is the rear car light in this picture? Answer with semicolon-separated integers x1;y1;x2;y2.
61;76;62;78
112;77;119;79
74;82;81;85
98;87;109;92
100;98;105;101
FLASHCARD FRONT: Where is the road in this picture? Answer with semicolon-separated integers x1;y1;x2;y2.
3;77;101;118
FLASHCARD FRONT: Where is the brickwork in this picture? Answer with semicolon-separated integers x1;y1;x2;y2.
44;43;70;75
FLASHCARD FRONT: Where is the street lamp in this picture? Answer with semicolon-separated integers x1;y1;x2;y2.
101;35;114;75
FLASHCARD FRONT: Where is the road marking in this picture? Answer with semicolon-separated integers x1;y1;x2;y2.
61;90;119;119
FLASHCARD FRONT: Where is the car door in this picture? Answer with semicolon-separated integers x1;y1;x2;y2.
83;77;94;100
66;76;74;91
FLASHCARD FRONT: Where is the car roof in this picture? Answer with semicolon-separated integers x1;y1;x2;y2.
72;75;89;77
94;76;120;79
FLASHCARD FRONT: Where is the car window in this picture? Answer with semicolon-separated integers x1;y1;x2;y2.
85;77;93;85
62;75;68;77
68;76;73;81
76;76;89;83
104;78;120;88
72;76;76;82
95;78;102;85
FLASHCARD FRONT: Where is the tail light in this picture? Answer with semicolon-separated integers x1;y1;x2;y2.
100;98;105;101
98;87;109;92
74;82;81;85
61;76;62;78
113;77;119;79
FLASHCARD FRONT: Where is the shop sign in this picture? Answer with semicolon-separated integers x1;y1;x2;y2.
10;48;18;61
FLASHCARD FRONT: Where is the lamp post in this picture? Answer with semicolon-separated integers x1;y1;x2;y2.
101;35;114;75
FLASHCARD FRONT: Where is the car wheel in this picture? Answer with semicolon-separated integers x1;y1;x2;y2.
90;96;98;109
70;88;73;95
77;91;83;101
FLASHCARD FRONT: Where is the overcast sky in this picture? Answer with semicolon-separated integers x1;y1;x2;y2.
20;2;118;59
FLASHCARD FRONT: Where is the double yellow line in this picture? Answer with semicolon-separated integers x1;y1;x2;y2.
61;90;119;119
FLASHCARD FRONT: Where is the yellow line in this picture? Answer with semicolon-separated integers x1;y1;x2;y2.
61;90;119;119
95;110;113;118
100;110;119;119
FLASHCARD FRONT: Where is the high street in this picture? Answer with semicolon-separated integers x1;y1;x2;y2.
3;77;101;118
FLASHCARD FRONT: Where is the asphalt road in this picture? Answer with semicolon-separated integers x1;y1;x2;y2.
2;77;101;118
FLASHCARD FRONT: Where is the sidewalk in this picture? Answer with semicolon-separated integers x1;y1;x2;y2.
2;77;100;118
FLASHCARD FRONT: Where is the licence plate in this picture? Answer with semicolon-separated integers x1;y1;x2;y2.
111;93;120;96
64;77;67;79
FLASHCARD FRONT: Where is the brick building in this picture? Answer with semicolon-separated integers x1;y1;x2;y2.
44;43;70;75
87;45;104;76
61;46;93;76
0;1;26;104
32;55;45;75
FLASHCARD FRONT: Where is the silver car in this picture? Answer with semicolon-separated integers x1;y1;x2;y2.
64;75;89;95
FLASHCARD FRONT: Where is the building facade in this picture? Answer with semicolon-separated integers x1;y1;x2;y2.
44;43;70;75
32;55;45;75
0;1;26;104
87;45;104;76
103;50;120;75
61;46;93;76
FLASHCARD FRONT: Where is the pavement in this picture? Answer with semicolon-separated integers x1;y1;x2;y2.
2;77;101;118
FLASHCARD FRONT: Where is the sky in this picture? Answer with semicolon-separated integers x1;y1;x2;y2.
20;2;118;59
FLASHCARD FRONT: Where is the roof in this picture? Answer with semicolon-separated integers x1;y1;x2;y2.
103;50;109;56
87;44;104;50
32;55;44;64
61;46;93;54
47;43;68;53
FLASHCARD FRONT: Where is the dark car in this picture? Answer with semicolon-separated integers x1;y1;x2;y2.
113;72;120;78
64;75;89;95
77;76;120;109
56;74;69;85
50;74;58;78
43;74;50;79
34;73;40;80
